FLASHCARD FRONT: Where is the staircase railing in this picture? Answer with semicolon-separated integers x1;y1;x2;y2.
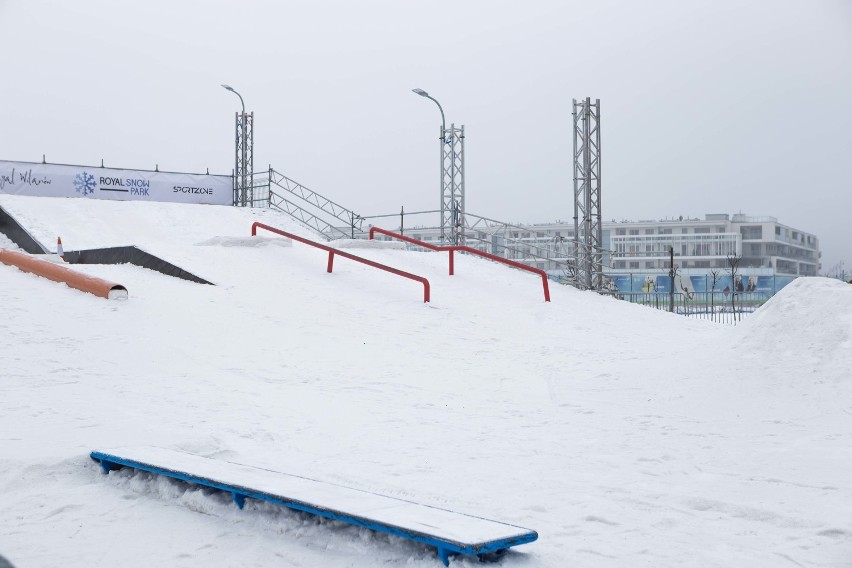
254;168;364;240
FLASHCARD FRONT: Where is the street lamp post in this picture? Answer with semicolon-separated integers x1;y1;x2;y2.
412;88;445;140
222;84;253;206
412;88;464;245
221;84;245;114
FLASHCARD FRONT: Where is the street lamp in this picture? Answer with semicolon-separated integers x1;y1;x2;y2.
411;88;445;140
221;84;252;207
221;84;245;115
412;88;464;245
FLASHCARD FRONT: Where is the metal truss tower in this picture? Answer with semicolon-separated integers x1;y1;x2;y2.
572;98;602;289
441;124;465;245
234;111;254;206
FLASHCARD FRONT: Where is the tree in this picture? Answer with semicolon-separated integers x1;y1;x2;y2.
709;269;721;322
726;254;742;322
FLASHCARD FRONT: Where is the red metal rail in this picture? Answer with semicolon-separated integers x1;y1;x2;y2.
252;222;430;302
368;227;551;302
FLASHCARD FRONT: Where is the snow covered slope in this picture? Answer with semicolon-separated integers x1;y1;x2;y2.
0;195;849;568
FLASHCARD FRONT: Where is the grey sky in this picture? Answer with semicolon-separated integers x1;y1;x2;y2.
1;0;849;272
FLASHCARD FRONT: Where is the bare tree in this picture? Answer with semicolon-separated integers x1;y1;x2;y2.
709;269;721;322
726;254;742;322
668;246;677;313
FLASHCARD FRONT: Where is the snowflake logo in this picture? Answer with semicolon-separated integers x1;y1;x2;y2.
73;171;97;196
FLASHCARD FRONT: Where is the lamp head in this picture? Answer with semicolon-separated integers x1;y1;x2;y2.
221;84;235;92
412;88;429;97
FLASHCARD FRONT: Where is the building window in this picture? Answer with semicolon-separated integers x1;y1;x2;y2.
629;229;639;235
629;262;640;269
741;225;763;240
775;226;781;236
645;261;655;269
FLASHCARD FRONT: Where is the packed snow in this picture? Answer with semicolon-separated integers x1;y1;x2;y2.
0;195;849;568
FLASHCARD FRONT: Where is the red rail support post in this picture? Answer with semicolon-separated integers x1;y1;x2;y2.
369;226;550;302
455;245;551;302
253;222;430;302
370;226;452;275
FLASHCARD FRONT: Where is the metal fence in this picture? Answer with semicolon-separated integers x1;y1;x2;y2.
619;291;767;324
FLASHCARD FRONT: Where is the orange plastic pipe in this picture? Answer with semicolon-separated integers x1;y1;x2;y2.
0;249;128;300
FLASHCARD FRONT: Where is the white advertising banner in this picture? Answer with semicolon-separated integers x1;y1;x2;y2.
0;160;232;205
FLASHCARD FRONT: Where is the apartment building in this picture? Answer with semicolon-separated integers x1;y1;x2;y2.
398;213;819;293
606;213;820;276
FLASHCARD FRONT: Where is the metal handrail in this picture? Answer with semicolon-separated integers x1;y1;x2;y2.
268;169;364;234
252;222;430;303
369;227;550;302
268;190;351;239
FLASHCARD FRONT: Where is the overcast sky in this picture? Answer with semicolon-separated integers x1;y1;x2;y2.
1;0;849;272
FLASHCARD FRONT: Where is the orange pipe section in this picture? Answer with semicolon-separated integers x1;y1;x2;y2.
0;249;128;300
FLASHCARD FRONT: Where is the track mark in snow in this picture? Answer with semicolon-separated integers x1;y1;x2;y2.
577;548;618;558
683;498;819;529
749;476;839;492
816;528;850;540
774;552;807;567
42;503;83;519
583;515;619;526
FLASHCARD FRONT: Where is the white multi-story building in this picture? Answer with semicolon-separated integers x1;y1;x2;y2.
396;213;819;292
604;213;819;276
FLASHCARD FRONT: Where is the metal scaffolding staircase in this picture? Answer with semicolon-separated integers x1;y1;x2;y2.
251;168;364;241
250;167;584;287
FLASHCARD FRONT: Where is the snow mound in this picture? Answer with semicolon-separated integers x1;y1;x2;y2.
735;277;852;366
195;236;292;248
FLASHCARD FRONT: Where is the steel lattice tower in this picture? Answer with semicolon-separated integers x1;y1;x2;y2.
234;111;254;206
572;98;602;289
441;124;465;245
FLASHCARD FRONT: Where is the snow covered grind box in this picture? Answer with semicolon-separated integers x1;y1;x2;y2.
90;446;538;565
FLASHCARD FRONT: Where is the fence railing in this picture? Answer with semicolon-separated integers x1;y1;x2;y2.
619;291;766;324
252;222;430;303
369;227;550;302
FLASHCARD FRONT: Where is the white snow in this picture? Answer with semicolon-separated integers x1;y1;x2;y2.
0;195;850;568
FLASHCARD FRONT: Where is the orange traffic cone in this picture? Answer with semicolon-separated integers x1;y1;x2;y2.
57;237;64;261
